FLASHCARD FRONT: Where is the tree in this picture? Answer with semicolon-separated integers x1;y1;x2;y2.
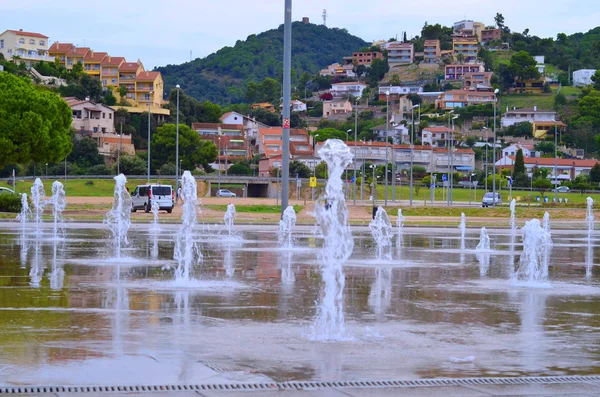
508;51;540;85
228;162;253;175
315;161;327;178
465;136;477;147
533;178;552;197
513;148;526;177
319;92;333;101
591;70;600;90
151;124;217;172
288;161;311;178
590;163;600;184
572;174;591;193
389;74;401;86
455;53;465;64
534;141;555;155
0;73;72;168
494;13;505;30
67;136;104;170
312;128;347;142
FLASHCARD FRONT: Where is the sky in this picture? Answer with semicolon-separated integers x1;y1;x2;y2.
3;0;600;69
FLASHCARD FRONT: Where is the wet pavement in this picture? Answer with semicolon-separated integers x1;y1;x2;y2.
0;221;599;391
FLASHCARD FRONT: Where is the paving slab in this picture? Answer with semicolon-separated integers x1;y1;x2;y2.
464;382;600;396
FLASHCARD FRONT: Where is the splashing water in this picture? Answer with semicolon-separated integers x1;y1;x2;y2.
104;174;132;259
49;239;65;290
49;181;66;239
174;171;202;282
151;200;160;231
278;206;297;247
16;193;31;231
476;227;491;251
586;197;594;243
510;199;517;237
369;207;393;260
459;213;466;250
397;208;405;236
29;239;43;288
542;212;551;235
224;203;236;237
512;219;552;285
368;267;392;316
312;139;354;341
30;178;46;236
476;251;490;277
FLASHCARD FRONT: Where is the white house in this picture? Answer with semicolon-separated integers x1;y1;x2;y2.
64;97;115;134
220;111;270;142
501;106;557;127
370;123;410;144
573;69;597;87
0;29;52;65
330;82;368;98
502;143;534;158
378;86;423;96
495;156;599;183
280;100;307;112
534;55;545;75
421;127;454;147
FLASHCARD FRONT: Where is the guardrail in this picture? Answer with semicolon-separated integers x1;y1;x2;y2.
0;175;326;184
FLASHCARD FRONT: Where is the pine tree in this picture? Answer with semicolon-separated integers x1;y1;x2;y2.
513;148;526;177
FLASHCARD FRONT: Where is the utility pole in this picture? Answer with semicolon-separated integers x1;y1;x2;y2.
353;97;358;206
117;117;125;175
281;0;292;216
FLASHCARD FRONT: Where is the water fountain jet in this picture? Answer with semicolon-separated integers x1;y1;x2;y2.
369;207;393;260
476;227;491;251
278;206;296;248
223;203;237;238
512;219;552;285
459;213;466;250
49;181;66;239
30;178;46;237
174;171;202;282
104;174;132;259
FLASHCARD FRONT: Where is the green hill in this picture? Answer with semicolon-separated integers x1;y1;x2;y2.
156;22;368;105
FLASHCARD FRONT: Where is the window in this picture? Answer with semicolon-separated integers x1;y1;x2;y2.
40;40;45;46
102;79;107;85
102;113;105;119
101;128;106;133
19;38;25;44
0;40;3;49
109;114;112;119
29;39;35;45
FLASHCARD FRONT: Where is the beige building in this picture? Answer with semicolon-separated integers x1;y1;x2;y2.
423;40;440;64
323;100;353;117
0;29;52;65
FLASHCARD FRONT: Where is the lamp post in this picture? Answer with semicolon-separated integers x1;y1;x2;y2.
175;84;180;200
554;120;558;203
370;164;376;207
482;126;488;191
312;134;319;201
353;97;359;205
117;116;125;175
45;163;48;179
147;90;153;183
360;140;366;201
384;90;389;206
217;136;221;192
446;110;454;206
450;115;458;205
492;88;499;207
410;104;420;206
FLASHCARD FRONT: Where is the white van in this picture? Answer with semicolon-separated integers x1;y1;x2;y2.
131;184;174;213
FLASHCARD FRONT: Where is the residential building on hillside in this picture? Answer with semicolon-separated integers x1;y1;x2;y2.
453;20;484;37
509;79;545;94
0;29;51;64
370;123;409;144
220;111;270;144
534;56;545;75
378;85;423;101
250;102;276;112
573;69;597;87
481;28;502;43
82;51;107;76
65;46;90;69
501;107;565;139
387;42;414;65
452;35;479;62
502;143;534;158
323;100;353;117
495;156;599;183
436;90;496;109
352;51;383;66
100;56;125;88
422;127;454;147
257;128;314;175
280;100;307;112
463;71;493;90
47;42;74;66
319;63;355;78
191;123;249;170
64;97;134;157
330;82;367;98
135;71;163;108
423;40;440;64
445;63;485;80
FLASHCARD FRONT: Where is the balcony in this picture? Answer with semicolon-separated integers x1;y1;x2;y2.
119;75;136;81
136;86;153;92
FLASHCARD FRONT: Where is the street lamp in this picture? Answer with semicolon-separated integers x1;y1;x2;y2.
492;88;499;207
482;126;488;191
410;103;420;206
370;164;376;207
449;115;459;205
554;119;558;203
175;84;181;201
217;136;221;192
353;97;359;205
45;163;48;179
384;90;389;206
117;116;125;175
360;140;366;201
147;90;153;183
312;134;319;201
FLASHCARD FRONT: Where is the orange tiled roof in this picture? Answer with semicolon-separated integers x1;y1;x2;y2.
119;62;142;72
101;56;125;66
434;147;474;154
5;29;48;38
423;127;453;132
48;42;74;53
518;157;599;167
66;47;90;56
136;71;161;81
83;51;108;62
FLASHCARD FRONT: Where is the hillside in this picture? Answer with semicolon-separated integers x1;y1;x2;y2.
156;22;368;104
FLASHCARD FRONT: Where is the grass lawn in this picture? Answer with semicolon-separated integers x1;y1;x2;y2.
204;204;304;213
376;206;579;220
501;94;554;111
555;85;582;97
0;178;175;197
365;185;600;206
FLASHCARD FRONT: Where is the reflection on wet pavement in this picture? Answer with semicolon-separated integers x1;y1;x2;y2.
0;224;599;386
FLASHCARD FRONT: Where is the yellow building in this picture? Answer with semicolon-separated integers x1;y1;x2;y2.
100;56;125;88
82;51;107;76
452;35;479;62
0;29;52;65
48;42;74;67
65;46;90;69
135;71;164;108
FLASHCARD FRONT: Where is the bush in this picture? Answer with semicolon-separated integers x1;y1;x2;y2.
158;163;176;176
88;164;112;175
0;193;22;213
228;163;253;175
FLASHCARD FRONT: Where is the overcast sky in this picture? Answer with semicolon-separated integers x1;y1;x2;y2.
3;0;599;69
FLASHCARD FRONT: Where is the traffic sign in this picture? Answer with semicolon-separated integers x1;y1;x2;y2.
442;174;447;182
507;176;513;186
309;176;317;187
283;118;290;128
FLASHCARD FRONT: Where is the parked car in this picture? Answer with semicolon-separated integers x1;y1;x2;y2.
217;189;237;198
552;186;570;193
482;192;502;207
0;187;15;195
458;181;473;189
131;184;174;213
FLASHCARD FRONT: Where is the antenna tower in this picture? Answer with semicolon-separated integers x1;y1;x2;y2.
322;9;327;26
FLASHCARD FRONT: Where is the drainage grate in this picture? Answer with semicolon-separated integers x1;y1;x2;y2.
1;375;599;394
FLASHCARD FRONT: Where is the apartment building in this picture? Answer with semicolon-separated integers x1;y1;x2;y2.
432;148;475;172
47;42;73;66
135;71;163;108
387;42;414;65
220;111;271;144
100;56;125;88
378;85;423;101
351;51;383;66
463;71;494;90
573;69;597;87
481;29;502;43
257;128;314;175
437;90;496;109
501;106;565;138
445;63;485;80
191;123;250;169
495;157;598;182
453;20;484;37
423;40;440;64
323;100;353;117
452;35;479;62
319;63;355;78
0;29;52;65
422;127;454;147
65;46;90;69
82;51;107;76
